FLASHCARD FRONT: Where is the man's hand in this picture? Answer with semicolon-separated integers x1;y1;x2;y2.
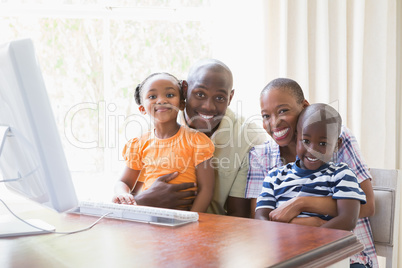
134;172;196;209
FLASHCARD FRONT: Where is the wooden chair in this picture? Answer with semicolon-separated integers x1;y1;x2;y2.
369;168;401;268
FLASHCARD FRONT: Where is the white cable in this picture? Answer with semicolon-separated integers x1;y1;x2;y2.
0;198;111;235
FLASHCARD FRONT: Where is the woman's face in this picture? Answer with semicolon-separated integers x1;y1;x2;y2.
260;88;307;147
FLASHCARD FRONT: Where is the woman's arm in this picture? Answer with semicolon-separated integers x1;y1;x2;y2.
112;166;141;205
321;199;360;231
359;179;375;217
337;127;375;217
191;159;215;212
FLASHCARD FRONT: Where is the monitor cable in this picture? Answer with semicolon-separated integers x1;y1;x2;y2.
0;198;111;235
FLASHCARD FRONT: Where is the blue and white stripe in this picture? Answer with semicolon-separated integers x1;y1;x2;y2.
256;161;366;219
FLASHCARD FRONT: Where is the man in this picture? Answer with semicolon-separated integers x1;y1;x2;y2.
121;59;267;217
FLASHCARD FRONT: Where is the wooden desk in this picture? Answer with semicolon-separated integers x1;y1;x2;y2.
0;209;363;267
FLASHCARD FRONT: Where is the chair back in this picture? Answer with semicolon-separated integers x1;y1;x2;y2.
369;168;401;268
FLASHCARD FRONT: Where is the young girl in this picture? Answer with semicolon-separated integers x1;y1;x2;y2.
113;72;215;212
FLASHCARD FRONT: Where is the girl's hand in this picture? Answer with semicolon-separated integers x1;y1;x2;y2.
112;193;136;205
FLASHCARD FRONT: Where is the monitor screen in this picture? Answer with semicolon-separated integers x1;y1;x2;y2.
0;38;78;213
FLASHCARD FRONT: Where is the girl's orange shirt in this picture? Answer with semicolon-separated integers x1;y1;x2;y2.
123;125;214;191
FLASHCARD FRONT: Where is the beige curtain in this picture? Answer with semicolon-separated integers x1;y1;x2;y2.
261;1;401;266
398;0;402;171
262;0;401;170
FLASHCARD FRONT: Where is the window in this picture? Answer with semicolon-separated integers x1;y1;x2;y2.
1;1;266;200
0;1;213;199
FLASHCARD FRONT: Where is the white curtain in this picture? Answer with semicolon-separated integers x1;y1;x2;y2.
262;0;400;171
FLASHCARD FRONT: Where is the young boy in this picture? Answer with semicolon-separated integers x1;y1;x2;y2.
248;78;377;267
255;103;366;231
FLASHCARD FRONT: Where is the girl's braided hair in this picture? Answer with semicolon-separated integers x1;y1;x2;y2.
134;72;184;105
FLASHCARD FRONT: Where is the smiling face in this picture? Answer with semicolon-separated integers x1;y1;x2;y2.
296;104;342;170
296;121;340;170
260;88;308;147
184;64;234;137
138;74;184;124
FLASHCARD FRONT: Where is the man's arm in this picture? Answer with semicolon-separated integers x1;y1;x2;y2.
134;172;196;209
226;197;251;217
226;150;253;218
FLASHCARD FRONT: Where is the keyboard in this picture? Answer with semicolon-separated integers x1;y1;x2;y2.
71;200;199;227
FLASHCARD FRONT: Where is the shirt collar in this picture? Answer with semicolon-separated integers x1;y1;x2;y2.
178;108;235;145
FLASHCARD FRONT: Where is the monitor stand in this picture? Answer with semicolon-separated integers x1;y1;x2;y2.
0;126;9;155
0;126;55;237
0;218;55;238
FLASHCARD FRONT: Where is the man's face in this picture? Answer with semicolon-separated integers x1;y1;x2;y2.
184;67;233;137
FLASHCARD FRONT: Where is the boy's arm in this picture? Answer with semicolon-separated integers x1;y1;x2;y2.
191;159;215;212
113;166;141;205
270;128;375;222
268;186;372;222
255;207;273;221
268;196;338;223
320;199;361;231
290;216;328;227
268;168;372;222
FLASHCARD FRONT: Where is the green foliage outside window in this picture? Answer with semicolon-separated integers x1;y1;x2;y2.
0;3;212;174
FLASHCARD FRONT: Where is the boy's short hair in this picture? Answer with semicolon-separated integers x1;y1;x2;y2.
297;103;342;137
262;78;305;104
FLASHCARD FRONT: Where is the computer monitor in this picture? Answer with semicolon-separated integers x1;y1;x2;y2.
0;38;78;236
